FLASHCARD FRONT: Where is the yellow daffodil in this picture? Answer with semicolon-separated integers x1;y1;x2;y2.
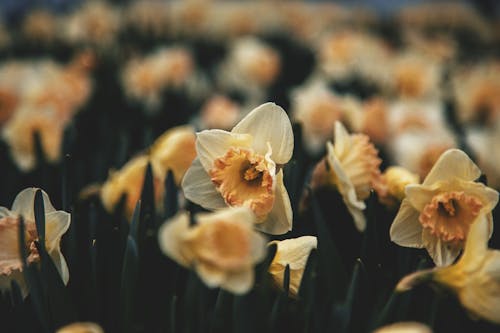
149;125;197;185
268;236;317;297
158;207;267;294
311;121;384;231
182;102;294;235
379;166;420;208
396;211;500;324
390;149;499;266
101;155;164;219
0;188;71;297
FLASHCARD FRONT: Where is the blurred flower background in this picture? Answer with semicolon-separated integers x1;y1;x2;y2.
0;1;499;333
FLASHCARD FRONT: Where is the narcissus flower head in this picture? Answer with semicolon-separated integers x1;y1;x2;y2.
311;121;384;231
0;188;71;297
268;236;317;297
159;207;267;294
182;102;294;235
390;149;498;266
396;210;500;324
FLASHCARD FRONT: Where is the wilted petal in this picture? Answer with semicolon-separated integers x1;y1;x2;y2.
423;149;481;186
231;103;293;164
181;158;226;210
390;199;424;248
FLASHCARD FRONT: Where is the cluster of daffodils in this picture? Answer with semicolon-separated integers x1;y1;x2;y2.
159;103;316;296
0;53;94;170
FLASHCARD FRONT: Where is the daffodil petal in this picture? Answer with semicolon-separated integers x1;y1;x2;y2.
196;263;227;288
181;158;226;210
459;254;500;324
255;170;292;235
390;199;424;248
49;251;70;285
461;212;491;271
158;212;192;266
422;229;460;267
333;121;351;156
196;129;252;172
221;269;254;295
45;211;71;252
423;149;481;186
11;188;56;220
405;184;440;211
231;103;293;164
271;236;317;269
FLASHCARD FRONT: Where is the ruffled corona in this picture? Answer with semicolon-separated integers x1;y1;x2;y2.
419;191;483;247
209;147;275;220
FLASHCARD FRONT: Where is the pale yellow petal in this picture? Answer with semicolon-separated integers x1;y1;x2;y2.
181;158;226;210
390;199;424;248
423;149;481;186
254;170;292;235
45;211;71;252
272;236;317;269
196;129;252;172
422;229;461;267
196;262;227;288
459;251;500;324
196;206;256;226
460;212;491;271
11;187;56;220
405;184;440;211
231;102;293;164
221;268;254;295
158;212;192;267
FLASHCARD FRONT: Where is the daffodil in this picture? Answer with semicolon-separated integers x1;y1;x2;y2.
373;321;432;333
182;102;294;235
158;207;267;294
390;149;499;266
396;210;500;324
379;166;420;208
56;322;103;333
0;188;71;297
101;155;164;219
268;236;317;297
310;121;384;231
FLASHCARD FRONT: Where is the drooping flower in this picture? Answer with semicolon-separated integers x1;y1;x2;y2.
158;207;267;294
268;236;317;297
310;121;384;231
390;149;499;266
0;188;71;297
396;210;500;324
182;102;294;235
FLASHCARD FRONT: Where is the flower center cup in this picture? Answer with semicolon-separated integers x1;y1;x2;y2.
191;221;251;271
419;191;484;246
209;147;275;220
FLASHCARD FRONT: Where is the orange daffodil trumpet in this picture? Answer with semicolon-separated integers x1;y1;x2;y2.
182;103;294;235
0;188;71;297
159;207;267;294
311;121;384;231
390;149;499;267
396;210;500;324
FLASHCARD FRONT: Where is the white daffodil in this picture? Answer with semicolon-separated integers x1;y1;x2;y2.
268;236;317;297
0;188;71;297
390;149;499;267
396;210;500;324
311;121;384;231
158;207;267;294
182;102;294;235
